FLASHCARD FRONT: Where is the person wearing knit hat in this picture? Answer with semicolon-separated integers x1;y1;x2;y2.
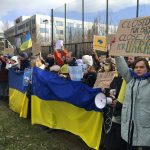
81;55;97;87
59;64;69;79
82;55;93;66
20;52;28;59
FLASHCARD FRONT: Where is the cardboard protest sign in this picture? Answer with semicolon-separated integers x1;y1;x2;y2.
93;35;107;52
110;16;150;57
94;71;115;89
4;48;14;55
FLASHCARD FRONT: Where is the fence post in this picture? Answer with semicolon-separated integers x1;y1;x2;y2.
82;0;85;54
64;3;67;44
75;44;77;58
51;9;54;53
106;0;109;36
136;0;139;17
82;0;84;43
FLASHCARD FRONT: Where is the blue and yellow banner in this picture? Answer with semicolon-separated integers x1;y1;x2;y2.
31;67;103;149
9;69;29;118
93;35;107;51
20;32;32;51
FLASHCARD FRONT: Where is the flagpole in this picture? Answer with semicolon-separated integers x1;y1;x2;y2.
136;0;139;18
106;0;109;57
106;0;109;36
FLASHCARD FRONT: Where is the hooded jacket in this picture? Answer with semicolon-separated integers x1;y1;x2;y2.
115;56;150;147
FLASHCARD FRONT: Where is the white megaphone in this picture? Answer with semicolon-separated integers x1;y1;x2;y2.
95;93;113;109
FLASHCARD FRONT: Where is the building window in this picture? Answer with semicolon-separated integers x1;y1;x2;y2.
56;29;63;35
18;24;25;30
32;19;35;24
8;29;15;34
26;22;29;27
40;18;49;24
40;28;49;33
32;28;36;34
55;21;63;26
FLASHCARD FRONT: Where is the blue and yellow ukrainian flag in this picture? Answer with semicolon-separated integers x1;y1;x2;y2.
9;69;29;118
31;67;103;150
20;32;32;51
93;35;107;51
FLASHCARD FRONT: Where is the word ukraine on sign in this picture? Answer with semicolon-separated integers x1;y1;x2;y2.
110;16;150;57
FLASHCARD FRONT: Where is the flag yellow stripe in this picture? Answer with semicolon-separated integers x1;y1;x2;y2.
9;88;28;118
31;95;103;150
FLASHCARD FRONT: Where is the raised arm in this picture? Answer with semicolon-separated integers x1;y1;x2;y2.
115;56;132;83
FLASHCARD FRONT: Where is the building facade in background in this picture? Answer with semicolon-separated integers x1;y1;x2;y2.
5;14;117;49
0;32;5;39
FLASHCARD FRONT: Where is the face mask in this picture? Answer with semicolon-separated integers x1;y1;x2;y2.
104;65;110;72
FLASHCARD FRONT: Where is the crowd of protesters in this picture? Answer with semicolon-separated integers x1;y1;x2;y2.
0;43;150;150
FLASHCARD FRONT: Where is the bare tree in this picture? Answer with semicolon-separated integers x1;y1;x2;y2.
72;28;82;43
68;27;73;43
1;21;11;32
31;26;42;55
92;17;99;36
86;29;92;42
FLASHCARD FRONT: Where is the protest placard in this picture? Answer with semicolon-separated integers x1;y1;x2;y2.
93;35;107;52
3;48;14;55
94;71;115;89
110;16;150;57
56;40;63;50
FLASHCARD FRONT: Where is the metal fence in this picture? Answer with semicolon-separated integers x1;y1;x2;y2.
50;0;149;54
64;42;92;58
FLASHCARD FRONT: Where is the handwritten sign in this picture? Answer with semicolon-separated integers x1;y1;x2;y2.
94;71;115;89
110;16;150;57
4;48;14;55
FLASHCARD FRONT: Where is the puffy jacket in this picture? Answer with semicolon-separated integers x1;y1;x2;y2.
115;56;150;147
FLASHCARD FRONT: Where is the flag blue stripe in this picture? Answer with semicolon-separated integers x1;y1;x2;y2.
9;69;28;93
20;32;32;50
24;32;31;41
32;67;102;112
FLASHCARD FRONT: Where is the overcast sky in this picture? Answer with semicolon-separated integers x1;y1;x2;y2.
0;0;73;31
0;0;150;31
